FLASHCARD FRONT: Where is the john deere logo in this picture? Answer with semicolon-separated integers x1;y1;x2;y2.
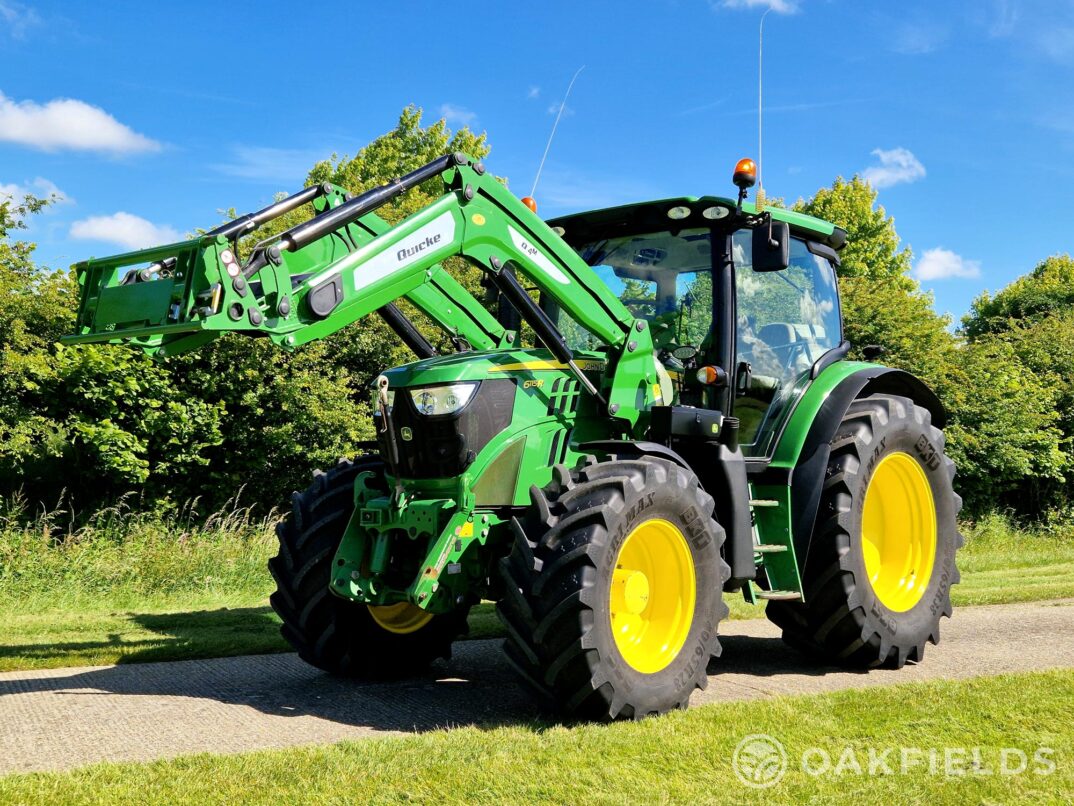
400;427;413;441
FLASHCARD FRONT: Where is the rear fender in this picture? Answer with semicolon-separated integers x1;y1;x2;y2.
768;366;946;575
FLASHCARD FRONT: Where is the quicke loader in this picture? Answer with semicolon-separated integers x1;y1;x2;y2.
65;152;961;720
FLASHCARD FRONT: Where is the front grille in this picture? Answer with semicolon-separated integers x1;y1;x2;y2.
375;379;516;478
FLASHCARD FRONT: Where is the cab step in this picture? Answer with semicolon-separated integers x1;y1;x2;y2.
749;499;780;508
755;590;802;601
753;544;788;553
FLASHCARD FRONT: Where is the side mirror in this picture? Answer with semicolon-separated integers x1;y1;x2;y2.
751;219;790;272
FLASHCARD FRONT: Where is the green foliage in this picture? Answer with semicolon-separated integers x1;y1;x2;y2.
9;344;224;499
960;257;1074;509
963;253;1074;338
1001;309;1074;437
928;339;1066;513
795;176;914;289
0;108;490;515
1;118;1071;522
168;338;375;505
796;177;1067;515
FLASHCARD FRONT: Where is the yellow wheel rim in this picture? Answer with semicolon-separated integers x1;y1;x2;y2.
367;602;434;635
609;518;696;674
861;451;937;612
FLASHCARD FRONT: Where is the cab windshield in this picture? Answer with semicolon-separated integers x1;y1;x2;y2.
557;224;842;457
560;228;713;354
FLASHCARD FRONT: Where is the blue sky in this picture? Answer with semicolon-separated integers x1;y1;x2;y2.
1;0;1071;321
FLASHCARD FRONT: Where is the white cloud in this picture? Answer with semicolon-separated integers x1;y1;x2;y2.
1036;26;1074;65
547;102;576;118
891;22;948;54
438;103;476;127
717;0;798;13
70;212;179;251
0;176;69;204
862;147;926;188
914;248;982;281
0;91;160;154
212;145;325;184
527;86;541;99
0;1;40;38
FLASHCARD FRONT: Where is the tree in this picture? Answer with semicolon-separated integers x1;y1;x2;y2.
795;177;914;289
0;107;496;515
961;259;1074;511
963;254;1074;339
928;337;1066;515
795;176;1066;517
794;176;953;377
0;195;224;509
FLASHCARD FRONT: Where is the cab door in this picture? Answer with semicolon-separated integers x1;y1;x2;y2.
731;231;843;457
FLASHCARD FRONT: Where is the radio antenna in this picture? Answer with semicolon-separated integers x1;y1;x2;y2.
757;9;771;210
531;65;585;199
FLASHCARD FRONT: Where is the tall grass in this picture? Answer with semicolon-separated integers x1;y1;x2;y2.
2;498;1071;618
961;510;1074;563
0;493;277;613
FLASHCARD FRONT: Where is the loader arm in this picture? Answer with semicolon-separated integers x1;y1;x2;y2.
66;153;658;426
65;181;509;358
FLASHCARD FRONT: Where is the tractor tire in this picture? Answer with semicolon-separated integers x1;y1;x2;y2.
497;456;729;720
269;457;469;678
766;394;962;668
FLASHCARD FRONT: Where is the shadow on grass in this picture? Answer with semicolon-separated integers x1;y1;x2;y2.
0;607;287;668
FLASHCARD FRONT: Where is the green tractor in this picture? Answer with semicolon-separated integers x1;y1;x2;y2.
65;152;961;720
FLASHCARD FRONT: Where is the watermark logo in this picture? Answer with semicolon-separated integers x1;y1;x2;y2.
731;735;1056;786
732;734;788;789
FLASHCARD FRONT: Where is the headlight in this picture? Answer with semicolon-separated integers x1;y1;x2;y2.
409;383;478;416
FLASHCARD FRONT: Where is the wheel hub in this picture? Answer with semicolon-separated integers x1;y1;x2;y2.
367;602;434;634
613;568;651;615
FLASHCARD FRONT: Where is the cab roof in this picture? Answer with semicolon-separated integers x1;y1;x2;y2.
547;196;846;251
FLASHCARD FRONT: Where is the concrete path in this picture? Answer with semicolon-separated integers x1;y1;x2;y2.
1;599;1072;774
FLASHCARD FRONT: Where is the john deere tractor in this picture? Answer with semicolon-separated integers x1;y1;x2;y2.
65;152;961;720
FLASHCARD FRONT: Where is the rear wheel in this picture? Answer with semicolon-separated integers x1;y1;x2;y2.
766;394;962;667
497;456;729;720
269;458;469;678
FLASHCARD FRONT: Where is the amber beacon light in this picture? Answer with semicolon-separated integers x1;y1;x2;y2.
732;158;757;190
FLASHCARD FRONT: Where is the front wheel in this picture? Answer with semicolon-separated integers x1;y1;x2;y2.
269;458;469;678
497;457;729;720
767;394;962;668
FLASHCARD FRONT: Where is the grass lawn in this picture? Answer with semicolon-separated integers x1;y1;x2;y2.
2;510;1073;672
0;670;1070;804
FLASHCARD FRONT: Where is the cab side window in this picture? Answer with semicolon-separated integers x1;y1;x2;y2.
733;231;842;454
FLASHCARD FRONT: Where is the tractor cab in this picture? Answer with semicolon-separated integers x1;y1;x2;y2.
547;198;846;457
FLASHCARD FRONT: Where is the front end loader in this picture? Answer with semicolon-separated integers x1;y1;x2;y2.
65;152;961;720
